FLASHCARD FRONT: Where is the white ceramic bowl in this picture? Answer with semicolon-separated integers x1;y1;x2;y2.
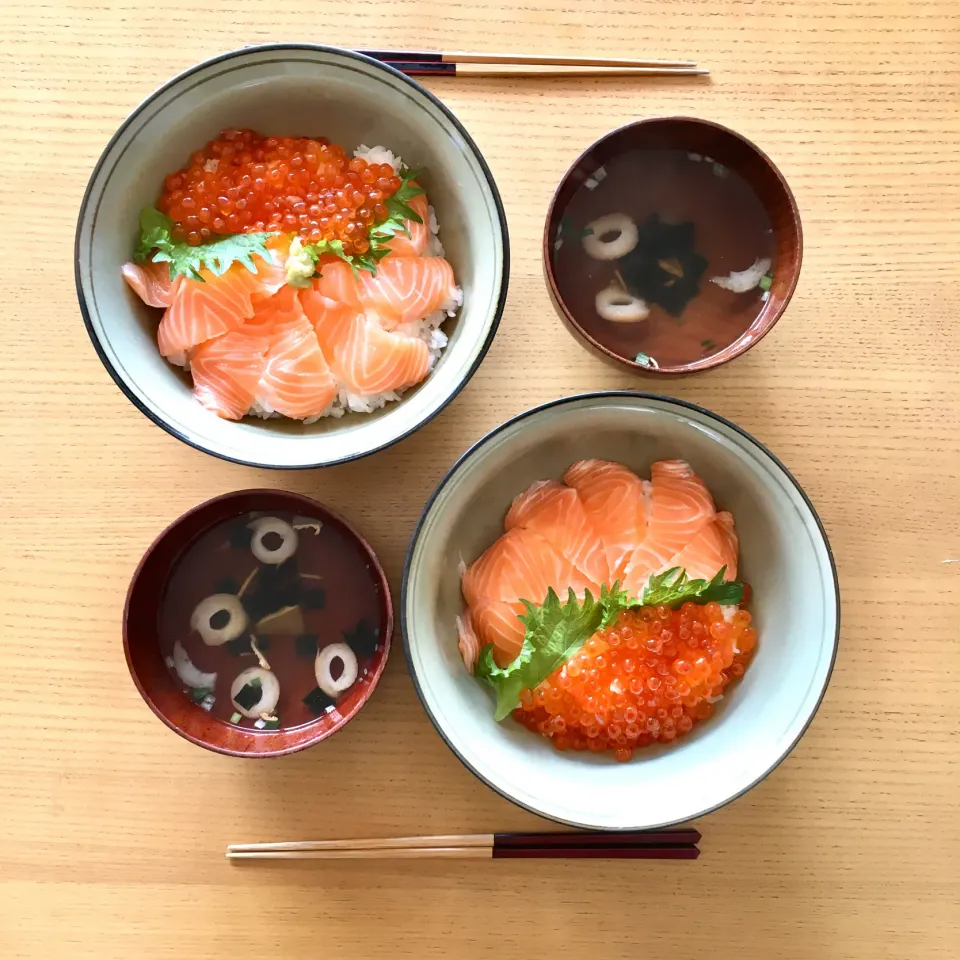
402;393;839;830
75;45;509;468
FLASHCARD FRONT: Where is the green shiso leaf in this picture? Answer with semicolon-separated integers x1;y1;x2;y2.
133;207;278;282
640;566;743;608
474;583;632;721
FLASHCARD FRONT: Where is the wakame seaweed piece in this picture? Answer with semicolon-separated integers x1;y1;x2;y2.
225;636;251;656
242;558;301;621
228;522;254;550
233;678;263;712
620;214;708;317
303;686;336;715
296;633;320;659
214;575;240;594
303;586;326;610
344;618;379;657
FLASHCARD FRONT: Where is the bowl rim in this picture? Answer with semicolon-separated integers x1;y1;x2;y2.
542;116;803;376
75;42;511;470
401;391;840;828
124;488;394;757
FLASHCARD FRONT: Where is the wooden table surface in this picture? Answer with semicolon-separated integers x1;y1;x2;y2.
2;2;959;957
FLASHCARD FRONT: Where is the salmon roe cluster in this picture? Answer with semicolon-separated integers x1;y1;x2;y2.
158;129;403;253
514;600;757;762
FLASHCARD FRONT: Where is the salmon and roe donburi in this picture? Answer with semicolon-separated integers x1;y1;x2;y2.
457;458;756;762
121;130;462;422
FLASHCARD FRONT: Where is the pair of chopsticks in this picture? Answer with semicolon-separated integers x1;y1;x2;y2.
227;828;700;861
360;50;708;79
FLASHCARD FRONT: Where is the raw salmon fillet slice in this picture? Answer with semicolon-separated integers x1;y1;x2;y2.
157;265;256;359
462;527;594;608
622;460;716;596
505;480;610;591
244;245;290;301
563;459;649;580
155;250;290;360
299;281;360;330
313;260;361;306
460;600;526;667
189;324;273;420
312;308;431;396
357;256;458;328
121;261;182;308
254;287;337;420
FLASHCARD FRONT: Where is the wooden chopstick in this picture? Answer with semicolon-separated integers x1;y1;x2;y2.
227;846;698;861
227;829;701;860
360;50;699;69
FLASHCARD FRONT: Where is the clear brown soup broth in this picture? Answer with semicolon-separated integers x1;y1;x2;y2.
553;149;775;367
158;511;381;729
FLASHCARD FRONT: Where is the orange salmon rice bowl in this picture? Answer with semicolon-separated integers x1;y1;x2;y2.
76;45;508;469
403;394;839;830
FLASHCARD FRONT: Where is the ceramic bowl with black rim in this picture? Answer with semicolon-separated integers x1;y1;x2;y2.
402;393;839;830
75;44;509;469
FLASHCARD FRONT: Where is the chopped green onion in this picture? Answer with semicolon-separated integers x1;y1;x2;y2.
190;687;212;703
229;711;242;724
759;274;773;291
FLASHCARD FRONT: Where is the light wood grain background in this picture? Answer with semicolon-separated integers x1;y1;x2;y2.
2;2;959;957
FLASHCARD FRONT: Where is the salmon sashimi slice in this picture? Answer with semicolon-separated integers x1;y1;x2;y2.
462;527;592;608
255;289;337;420
664;511;739;583
622;459;716;596
357;256;458;329
189;324;273;420
456;611;482;672
313;260;361;306
157;264;256;359
563;459;649;580
299;280;361;330
244;247;290;301
121;261;182;308
313;308;431;397
469;598;528;668
383;191;430;258
504;480;610;591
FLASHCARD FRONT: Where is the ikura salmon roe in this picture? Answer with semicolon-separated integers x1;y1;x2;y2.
157;129;403;252
513;601;756;762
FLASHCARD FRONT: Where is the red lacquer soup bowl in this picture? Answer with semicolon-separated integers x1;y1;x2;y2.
124;489;393;757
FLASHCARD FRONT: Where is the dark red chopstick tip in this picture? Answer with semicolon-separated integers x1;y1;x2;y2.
493;845;699;860
357;49;443;63
360;59;456;76
494;829;701;850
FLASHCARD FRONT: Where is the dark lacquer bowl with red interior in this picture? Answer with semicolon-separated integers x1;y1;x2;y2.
124;489;392;757
544;117;802;375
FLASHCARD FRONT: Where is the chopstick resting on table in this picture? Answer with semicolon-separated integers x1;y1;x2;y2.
358;50;708;78
227;829;701;861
